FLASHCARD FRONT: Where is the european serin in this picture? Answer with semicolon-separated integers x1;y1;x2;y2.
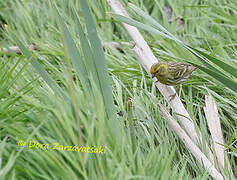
150;62;197;85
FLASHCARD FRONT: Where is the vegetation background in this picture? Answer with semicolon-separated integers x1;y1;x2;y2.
0;0;236;179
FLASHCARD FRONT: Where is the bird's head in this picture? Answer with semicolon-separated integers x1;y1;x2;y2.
150;63;168;78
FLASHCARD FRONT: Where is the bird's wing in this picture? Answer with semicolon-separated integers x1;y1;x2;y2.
168;63;188;80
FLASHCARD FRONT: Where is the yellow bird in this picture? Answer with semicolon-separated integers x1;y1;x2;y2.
150;62;197;85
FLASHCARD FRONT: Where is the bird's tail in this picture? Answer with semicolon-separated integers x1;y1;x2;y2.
193;64;206;71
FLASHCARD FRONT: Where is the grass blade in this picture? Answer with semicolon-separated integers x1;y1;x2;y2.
188;46;237;78
72;8;100;90
14;36;69;103
112;14;172;40
190;62;237;93
128;3;181;43
79;0;116;120
56;8;90;92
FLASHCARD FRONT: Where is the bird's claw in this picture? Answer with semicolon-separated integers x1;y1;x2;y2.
168;93;177;102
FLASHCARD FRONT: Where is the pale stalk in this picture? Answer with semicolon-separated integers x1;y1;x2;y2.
107;0;214;162
204;95;233;176
158;104;224;180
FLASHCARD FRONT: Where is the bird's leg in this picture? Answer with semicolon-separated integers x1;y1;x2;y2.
168;85;181;102
177;84;182;97
168;93;177;102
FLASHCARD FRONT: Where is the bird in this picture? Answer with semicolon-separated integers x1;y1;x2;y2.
150;62;197;101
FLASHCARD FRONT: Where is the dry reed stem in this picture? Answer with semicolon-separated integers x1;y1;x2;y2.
158;103;224;180
204;95;233;176
107;1;214;163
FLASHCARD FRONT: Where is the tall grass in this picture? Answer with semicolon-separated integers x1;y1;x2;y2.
0;0;236;179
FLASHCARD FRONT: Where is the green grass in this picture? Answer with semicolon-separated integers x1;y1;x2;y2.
0;0;236;179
